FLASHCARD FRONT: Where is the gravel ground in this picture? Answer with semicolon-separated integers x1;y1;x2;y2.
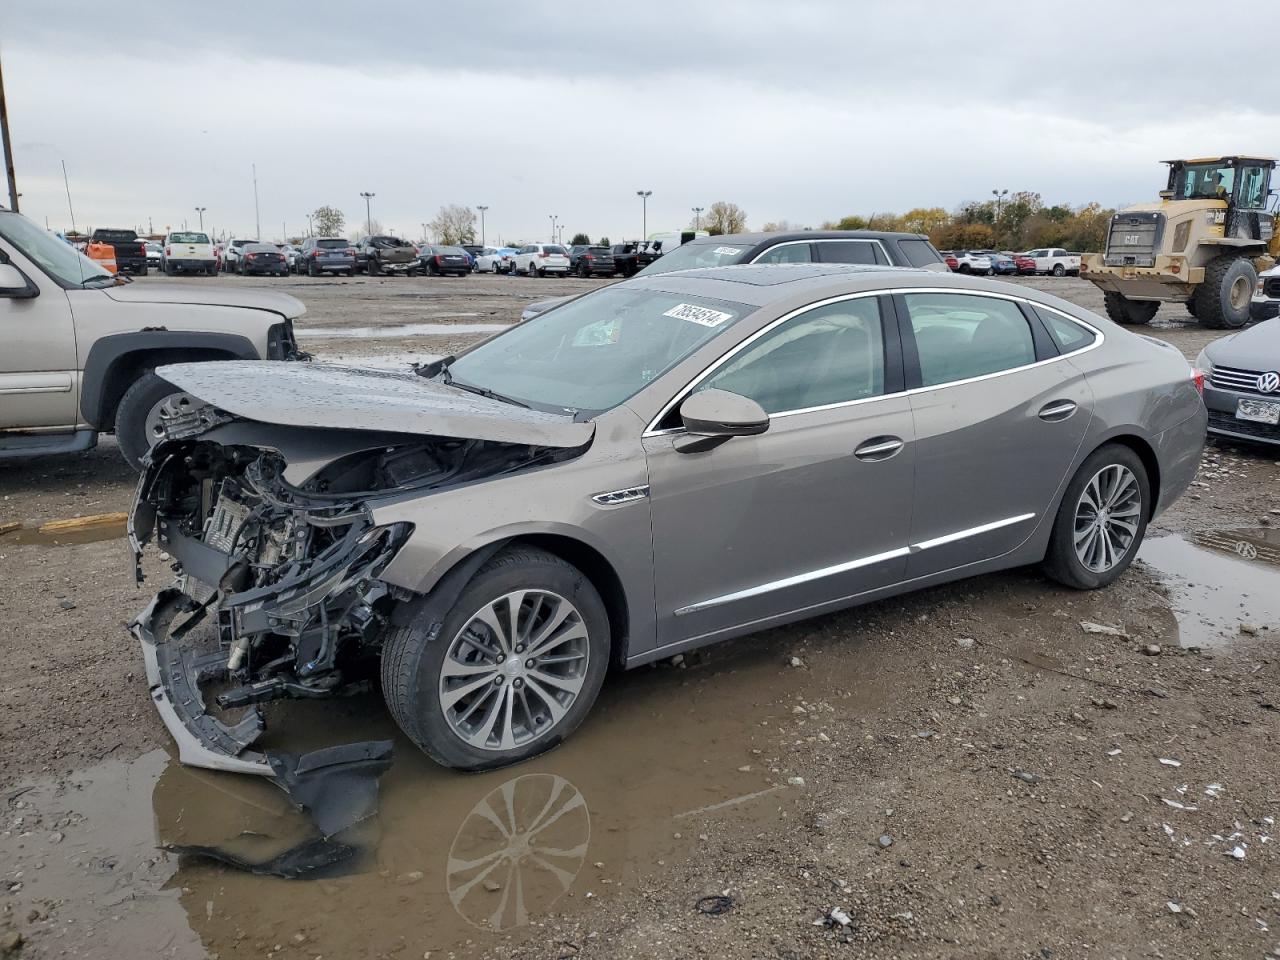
1;273;1278;960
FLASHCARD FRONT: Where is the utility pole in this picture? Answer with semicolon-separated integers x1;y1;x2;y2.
0;55;18;212
360;191;375;236
636;190;652;240
194;207;206;231
477;205;488;246
549;214;557;244
307;213;313;237
252;163;261;239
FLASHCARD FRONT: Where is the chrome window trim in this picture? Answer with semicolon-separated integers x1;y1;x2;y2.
642;288;1105;437
674;512;1037;617
746;237;891;266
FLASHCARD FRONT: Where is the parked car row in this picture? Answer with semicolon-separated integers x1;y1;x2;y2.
941;247;1081;277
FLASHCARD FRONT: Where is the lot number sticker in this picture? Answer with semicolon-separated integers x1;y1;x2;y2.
663;303;734;327
713;246;743;256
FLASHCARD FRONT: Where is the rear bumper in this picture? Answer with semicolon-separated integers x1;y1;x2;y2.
165;259;216;272
310;258;355;271
1250;299;1279;321
1152;406;1208;517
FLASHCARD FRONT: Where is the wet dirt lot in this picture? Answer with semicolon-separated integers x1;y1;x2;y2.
2;273;1279;959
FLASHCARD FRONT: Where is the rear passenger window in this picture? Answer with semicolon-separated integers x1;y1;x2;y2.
1034;306;1097;353
753;243;811;265
903;293;1036;387
697;298;884;413
897;239;944;268
815;241;883;265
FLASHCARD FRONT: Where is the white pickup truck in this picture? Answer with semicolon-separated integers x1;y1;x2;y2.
162;231;216;276
1023;247;1081;277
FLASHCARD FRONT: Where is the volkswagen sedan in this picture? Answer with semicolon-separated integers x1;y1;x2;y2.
130;264;1205;778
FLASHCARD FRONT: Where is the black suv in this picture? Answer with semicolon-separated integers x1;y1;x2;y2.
522;230;947;320
569;245;616;278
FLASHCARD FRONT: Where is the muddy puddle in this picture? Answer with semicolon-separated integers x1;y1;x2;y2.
297;322;511;340
3;639;889;958
1138;526;1280;648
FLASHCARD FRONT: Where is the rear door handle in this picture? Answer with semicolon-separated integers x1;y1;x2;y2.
1038;400;1077;422
853;436;905;461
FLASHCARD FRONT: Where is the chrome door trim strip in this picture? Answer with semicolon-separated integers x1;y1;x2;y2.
673;512;1037;617
674;546;911;617
910;512;1036;551
642;288;1104;437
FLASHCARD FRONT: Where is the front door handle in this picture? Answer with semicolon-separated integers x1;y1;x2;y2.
853;436;904;461
1038;400;1077;422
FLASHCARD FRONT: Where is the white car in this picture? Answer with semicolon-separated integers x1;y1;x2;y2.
953;251;993;275
278;244;301;273
514;243;570;277
143;241;164;271
1023;247;1081;277
475;246;518;274
1252;263;1280;322
163;231;217;276
222;238;256;273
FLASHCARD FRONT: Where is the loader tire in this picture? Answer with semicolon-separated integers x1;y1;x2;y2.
1194;255;1255;329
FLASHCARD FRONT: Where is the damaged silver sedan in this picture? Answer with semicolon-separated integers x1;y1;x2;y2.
130;264;1206;782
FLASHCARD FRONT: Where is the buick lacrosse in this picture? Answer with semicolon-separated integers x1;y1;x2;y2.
130;263;1205;777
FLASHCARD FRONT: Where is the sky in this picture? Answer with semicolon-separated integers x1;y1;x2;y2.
3;0;1278;244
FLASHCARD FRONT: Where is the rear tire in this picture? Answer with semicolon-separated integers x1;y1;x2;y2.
1042;444;1150;590
1052;263;1066;277
380;546;611;770
1194;255;1255;329
1103;292;1159;325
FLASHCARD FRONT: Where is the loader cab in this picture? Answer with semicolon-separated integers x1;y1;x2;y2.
1165;156;1276;242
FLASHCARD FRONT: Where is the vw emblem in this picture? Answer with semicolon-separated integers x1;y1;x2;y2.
1257;371;1280;394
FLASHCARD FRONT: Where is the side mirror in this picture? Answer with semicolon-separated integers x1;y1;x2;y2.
679;389;769;438
0;262;38;299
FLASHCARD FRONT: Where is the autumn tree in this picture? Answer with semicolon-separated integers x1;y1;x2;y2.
898;207;950;237
703;201;748;236
311;205;345;237
428;204;477;245
821;214;870;230
570;232;590;246
935;221;996;250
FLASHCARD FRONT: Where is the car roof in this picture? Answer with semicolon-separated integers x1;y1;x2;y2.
625;263;1084;310
682;229;931;247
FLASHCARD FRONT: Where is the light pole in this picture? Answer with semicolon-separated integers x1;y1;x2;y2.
477;205;488;247
636;190;652;240
306;213;313;237
360;191;375;235
549;214;558;244
992;188;1009;221
691;206;703;231
194;206;206;231
251;163;260;239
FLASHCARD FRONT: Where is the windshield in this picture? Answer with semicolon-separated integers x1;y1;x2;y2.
635;240;750;276
0;212;112;286
544;245;567;255
169;232;209;244
1175;162;1236;201
317;238;349;249
447;286;756;415
371;236;410;248
437;246;466;255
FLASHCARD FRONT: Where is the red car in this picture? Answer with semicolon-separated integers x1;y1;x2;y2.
943;253;959;271
1013;254;1037;275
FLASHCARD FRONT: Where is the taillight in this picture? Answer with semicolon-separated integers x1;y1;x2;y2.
165;247;171;256
584;254;594;260
346;248;356;256
1192;369;1206;395
435;255;443;264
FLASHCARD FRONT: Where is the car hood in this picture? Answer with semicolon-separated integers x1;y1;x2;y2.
104;283;306;320
156;360;595;447
1204;318;1280;368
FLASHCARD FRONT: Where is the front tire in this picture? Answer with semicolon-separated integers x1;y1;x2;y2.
114;371;192;471
1194;255;1255;329
1103;291;1159;325
381;547;610;771
1042;444;1150;590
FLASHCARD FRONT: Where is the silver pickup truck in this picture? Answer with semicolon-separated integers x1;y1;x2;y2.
0;208;305;468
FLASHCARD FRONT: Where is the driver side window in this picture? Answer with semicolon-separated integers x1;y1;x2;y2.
753;243;812;265
696;298;885;414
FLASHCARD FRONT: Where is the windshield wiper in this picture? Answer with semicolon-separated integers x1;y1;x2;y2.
448;378;529;409
81;273;122;287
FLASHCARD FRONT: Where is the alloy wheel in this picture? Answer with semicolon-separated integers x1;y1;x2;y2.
144;391;198;444
440;590;591;751
1073;464;1142;573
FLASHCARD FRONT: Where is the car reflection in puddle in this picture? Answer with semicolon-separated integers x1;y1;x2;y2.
1138;526;1280;649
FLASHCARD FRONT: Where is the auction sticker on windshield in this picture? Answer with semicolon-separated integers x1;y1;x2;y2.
713;246;742;256
664;303;734;327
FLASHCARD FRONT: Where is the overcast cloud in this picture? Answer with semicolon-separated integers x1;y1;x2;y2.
3;0;1276;243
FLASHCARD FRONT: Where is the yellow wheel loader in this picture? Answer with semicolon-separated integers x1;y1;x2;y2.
1081;156;1278;329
